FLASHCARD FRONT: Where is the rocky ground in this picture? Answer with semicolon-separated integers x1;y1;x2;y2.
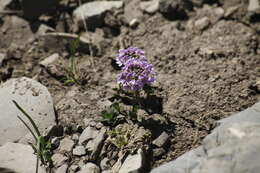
0;0;259;172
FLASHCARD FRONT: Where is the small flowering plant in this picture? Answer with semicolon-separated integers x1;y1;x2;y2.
102;47;156;124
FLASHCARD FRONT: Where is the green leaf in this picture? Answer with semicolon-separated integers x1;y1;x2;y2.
17;116;38;142
111;102;120;113
101;111;114;121
13;100;41;137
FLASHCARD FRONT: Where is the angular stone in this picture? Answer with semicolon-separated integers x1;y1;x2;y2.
0;142;45;173
78;163;100;173
73;145;86;156
248;0;260;12
39;53;60;68
152;132;169;147
0;0;12;11
153;148;166;158
151;101;260;173
194;17;210;31
52;153;68;167
140;0;160;14
0;77;56;145
118;149;145;173
79;126;99;144
55;164;68;173
86;127;107;160
59;137;75;152
73;1;123;30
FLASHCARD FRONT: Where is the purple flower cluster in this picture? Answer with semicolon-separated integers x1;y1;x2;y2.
116;47;155;91
116;47;146;67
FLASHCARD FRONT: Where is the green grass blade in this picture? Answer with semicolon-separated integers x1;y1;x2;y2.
12;100;41;137
18;116;38;142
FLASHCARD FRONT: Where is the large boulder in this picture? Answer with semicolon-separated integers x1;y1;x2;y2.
151;101;260;173
0;142;45;173
0;77;56;145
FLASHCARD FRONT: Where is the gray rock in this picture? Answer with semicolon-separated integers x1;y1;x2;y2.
224;5;240;18
86;127;107;160
0;142;45;173
153;148;166;158
151;101;260;173
151;146;205;173
0;16;34;51
36;24;55;35
55;164;68;173
0;0;11;11
73;1;123;30
152;132;169;147
39;53;60;68
118;149;145;173
140;0;160;14
52;153;68;167
78;163;100;173
73;145;86;156
19;0;59;20
18;132;35;145
59;137;75;152
0;77;56;145
79;126;99;144
194;17;210;31
248;0;260;12
70;164;80;172
124;0;143;24
72;134;79;141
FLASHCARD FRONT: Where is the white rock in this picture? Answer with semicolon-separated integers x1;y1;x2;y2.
73;1;123;30
85;127;107;159
248;0;260;12
73;145;86;156
119;149;144;173
152;131;169;147
0;142;45;173
140;0;159;14
52;153;67;167
78;163;100;173
59;137;75;152
194;17;210;31
55;164;68;173
0;0;12;11
39;53;59;67
0;77;56;145
79;126;99;144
